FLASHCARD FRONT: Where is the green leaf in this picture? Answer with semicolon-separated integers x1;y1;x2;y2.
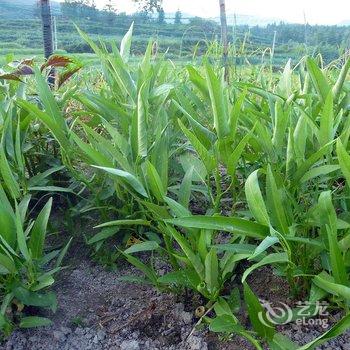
300;165;340;183
209;315;241;333
306;57;331;102
28;198;52;259
243;282;275;341
245;169;269;226
249;236;279;260
120;22;134;62
122;253;158;285
165;216;269;239
165;225;204;279
332;58;350;102
13;287;57;311
145;161;165;202
124;241;159;254
227;127;254;177
34;67;66;130
87;227;120;245
178;166;193;209
93;166;148;198
336;139;350;190
15;203;30;262
204;63;229;139
313;272;350;300
0;143;20;199
298;313;350;350
178;119;215;173
266;166;289;234
242;253;289;282
205;248;219;296
19;316;52;329
95;219;150;229
137;83;148;158
319;92;334;147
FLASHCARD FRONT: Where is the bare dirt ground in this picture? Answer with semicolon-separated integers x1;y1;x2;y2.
1;216;350;350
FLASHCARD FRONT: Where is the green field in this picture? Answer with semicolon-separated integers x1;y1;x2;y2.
1;14;350;349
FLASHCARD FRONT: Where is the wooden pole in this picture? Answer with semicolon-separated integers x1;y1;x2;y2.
219;0;229;82
271;30;277;66
40;0;55;86
53;15;58;51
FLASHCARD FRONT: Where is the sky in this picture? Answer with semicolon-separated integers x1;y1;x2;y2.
61;0;350;25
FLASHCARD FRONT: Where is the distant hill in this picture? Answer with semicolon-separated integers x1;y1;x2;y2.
0;0;61;19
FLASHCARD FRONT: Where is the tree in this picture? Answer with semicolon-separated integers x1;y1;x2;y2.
33;1;41;18
132;0;162;13
103;0;117;25
174;9;182;25
158;8;165;24
61;0;79;18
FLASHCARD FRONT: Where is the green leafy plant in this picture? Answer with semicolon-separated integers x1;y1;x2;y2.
0;186;71;336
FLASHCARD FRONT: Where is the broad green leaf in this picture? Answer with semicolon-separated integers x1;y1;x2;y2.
336;139;350;190
137;83;148;158
145;161;165;202
298;313;350;350
205;248;219;296
300;165;340;183
245;169;269;226
332;58;350;102
28;198;52;259
124;241;159;254
242;253;289;282
319;92;334;147
178;166;193;209
306;57;331;102
266;166;289;234
0;144;20;199
95;219;150;229
19;316;52;329
313;272;350;300
178;119;215;173
165;216;269;239
165;224;204;279
87;227;120;245
249;236;279;260
93;166;148;198
204;63;229;139
120;22;133;62
243;282;275;341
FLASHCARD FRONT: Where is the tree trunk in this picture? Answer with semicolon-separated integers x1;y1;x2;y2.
219;0;229;82
40;0;55;85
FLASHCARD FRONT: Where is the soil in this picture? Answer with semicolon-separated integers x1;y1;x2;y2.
1;218;350;350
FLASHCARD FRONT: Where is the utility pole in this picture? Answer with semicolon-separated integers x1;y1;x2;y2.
219;0;229;82
53;15;58;51
40;0;55;85
271;30;277;65
303;10;308;52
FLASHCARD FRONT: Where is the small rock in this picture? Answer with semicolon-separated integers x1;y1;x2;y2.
181;311;193;325
53;330;66;342
186;335;208;350
120;339;140;350
92;335;99;344
96;329;106;341
60;326;72;335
